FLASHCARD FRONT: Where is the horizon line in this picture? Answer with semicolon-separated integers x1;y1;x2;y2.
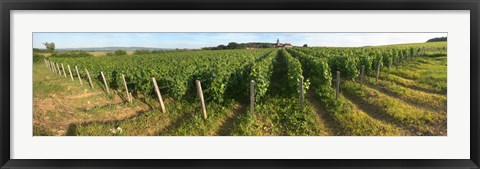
34;41;446;50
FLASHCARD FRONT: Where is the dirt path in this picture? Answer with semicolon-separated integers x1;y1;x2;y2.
267;52;289;97
306;89;341;136
216;103;247;136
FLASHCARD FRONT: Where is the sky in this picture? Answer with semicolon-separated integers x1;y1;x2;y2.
33;32;447;49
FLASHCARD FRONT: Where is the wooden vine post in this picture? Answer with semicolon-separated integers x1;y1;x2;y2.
51;62;55;73
388;57;392;76
50;61;54;72
360;65;365;89
336;71;340;100
376;61;382;84
67;65;74;81
121;74;131;102
75;66;83;85
196;80;207;119
396;55;399;71
129;92;133;102
48;61;51;71
299;76;304;109
250;80;255;114
53;62;57;73
55;63;62;76
100;71;110;94
61;64;67;78
56;63;61;75
152;77;166;113
85;68;94;89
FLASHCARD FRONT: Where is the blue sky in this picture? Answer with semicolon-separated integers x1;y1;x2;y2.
33;32;447;49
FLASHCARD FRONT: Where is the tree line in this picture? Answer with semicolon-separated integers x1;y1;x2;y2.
201;42;275;50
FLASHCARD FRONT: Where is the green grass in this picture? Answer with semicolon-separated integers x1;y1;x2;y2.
382;57;447;94
33;80;64;98
311;86;403;136
33;61;106;98
366;78;446;112
66;98;242;136
66;107;168;136
33;125;56;136
417;64;447;94
163;100;238;136
231;97;328;136
343;81;446;136
388;66;421;80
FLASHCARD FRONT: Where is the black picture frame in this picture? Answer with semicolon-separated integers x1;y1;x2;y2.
1;0;479;168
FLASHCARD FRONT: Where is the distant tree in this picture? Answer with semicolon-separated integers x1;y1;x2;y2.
133;50;151;55
427;37;447;42
202;42;275;50
105;52;115;56
43;42;55;52
303;44;308;47
217;45;227;50
227;42;241;49
259;43;272;48
33;48;47;53
114;49;127;56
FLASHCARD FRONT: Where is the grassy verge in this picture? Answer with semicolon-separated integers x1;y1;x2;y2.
35;60;248;136
383;74;443;94
366;78;447;112
416;64;447;94
343;81;446;135
311;86;403;136
388;64;422;80
34;62;133;136
68;99;240;136
382;57;447;94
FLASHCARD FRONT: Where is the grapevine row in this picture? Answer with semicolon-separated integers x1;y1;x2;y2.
49;49;272;102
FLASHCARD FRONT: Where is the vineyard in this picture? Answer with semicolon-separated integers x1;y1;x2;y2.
33;41;447;136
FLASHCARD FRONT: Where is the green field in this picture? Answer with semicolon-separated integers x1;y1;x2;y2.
33;42;447;136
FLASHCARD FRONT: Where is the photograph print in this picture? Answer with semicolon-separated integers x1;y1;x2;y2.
32;32;447;136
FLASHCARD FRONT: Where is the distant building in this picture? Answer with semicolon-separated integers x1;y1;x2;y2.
274;38;293;49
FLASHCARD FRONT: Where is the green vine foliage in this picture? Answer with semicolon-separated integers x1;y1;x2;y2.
329;55;359;81
50;49;272;102
48;44;427;105
286;49;332;87
249;50;277;102
290;45;425;81
280;49;307;97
